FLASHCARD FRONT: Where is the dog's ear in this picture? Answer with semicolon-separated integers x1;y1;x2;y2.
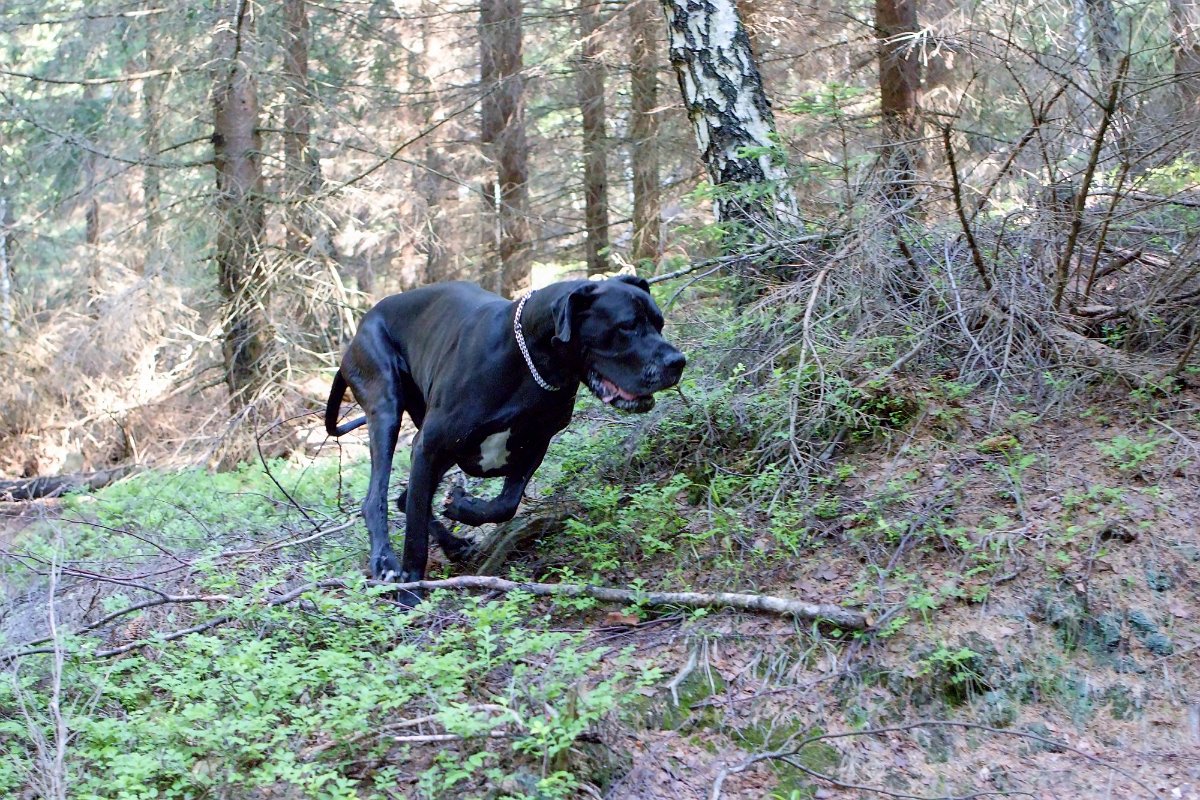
614;274;651;294
552;283;598;344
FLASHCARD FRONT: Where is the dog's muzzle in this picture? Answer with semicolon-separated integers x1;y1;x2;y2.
585;349;686;412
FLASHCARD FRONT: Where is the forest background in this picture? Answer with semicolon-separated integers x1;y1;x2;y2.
0;0;1198;798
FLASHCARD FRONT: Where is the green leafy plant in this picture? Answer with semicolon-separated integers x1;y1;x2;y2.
1096;435;1162;473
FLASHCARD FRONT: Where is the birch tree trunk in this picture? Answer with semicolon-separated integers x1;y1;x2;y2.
213;0;271;407
629;0;661;264
658;0;797;228
480;0;531;297
576;0;610;276
876;0;923;207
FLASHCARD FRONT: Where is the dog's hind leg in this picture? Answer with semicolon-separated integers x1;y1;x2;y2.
399;429;451;606
342;353;407;589
430;518;475;563
361;389;404;585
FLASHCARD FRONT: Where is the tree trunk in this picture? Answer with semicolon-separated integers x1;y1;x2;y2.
0;195;13;339
1171;0;1200;149
281;0;329;260
212;0;271;407
480;0;531;297
410;2;451;283
1083;0;1132;159
658;0;797;228
1085;0;1122;80
142;7;163;270
83;144;102;312
875;0;923;207
629;0;661;265
576;0;610;276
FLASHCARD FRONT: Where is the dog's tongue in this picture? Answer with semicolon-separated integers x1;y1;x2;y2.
600;378;639;404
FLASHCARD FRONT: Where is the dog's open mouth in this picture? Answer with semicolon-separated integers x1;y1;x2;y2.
586;369;656;412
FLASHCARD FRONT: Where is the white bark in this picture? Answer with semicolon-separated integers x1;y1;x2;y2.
659;0;797;225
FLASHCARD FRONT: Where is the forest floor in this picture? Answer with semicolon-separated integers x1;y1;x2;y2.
1;378;1198;800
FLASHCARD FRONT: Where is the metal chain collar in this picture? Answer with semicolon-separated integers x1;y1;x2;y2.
514;291;561;392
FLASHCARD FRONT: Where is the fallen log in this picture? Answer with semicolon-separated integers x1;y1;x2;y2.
376;575;871;629
0;465;135;501
1;573;868;663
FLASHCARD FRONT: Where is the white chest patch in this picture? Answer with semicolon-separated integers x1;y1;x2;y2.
478;430;511;471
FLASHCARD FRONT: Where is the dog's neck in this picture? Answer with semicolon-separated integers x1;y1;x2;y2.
512;290;578;393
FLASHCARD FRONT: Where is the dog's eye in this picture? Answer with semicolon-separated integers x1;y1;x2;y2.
619;320;638;333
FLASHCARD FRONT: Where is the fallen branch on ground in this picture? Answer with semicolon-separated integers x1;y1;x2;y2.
1044;322;1174;389
1;575;868;663
0;465;135;501
374;576;870;629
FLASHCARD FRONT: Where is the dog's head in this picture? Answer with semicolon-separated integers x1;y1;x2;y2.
552;275;686;412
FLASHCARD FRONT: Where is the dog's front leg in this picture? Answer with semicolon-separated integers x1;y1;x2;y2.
443;453;543;526
399;432;449;607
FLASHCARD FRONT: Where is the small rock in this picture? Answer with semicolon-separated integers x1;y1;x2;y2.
1023;723;1066;753
1093;613;1123;650
1174;544;1200;563
1113;655;1147;674
1127;609;1157;635
1145;567;1176;592
1142;632;1175;657
980;690;1018;728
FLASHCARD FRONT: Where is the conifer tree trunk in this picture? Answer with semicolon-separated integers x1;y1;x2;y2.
409;2;451;283
629;0;661;264
282;0;330;260
480;0;531;297
142;2;162;268
658;0;796;227
1171;0;1200;147
876;0;923;206
576;0;610;276
0;195;13;339
1083;0;1131;157
1085;0;1122;80
213;0;270;406
83;141;103;312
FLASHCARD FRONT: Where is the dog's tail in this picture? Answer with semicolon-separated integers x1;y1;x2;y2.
325;369;368;436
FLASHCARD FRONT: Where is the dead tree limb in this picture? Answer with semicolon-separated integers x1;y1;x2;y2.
375;576;870;629
2;575;868;663
0;465;135;501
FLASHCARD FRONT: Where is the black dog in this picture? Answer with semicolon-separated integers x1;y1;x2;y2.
325;276;685;605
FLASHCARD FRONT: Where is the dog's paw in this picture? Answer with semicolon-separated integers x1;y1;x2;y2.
395;570;426;610
371;551;404;584
440;535;477;564
442;486;477;522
